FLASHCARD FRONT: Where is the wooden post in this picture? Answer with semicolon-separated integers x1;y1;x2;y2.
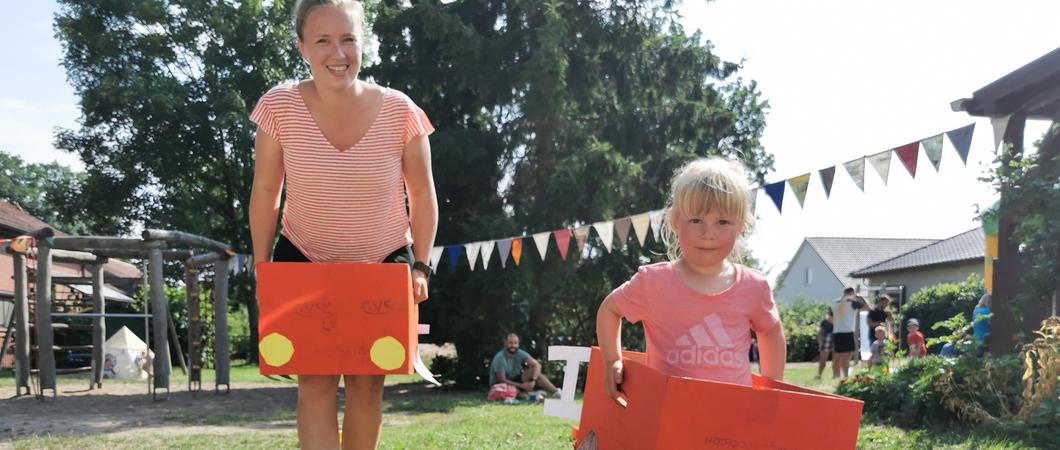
90;264;105;389
992;114;1027;355
186;266;202;393
213;258;231;393
12;252;31;396
34;240;57;397
148;246;170;396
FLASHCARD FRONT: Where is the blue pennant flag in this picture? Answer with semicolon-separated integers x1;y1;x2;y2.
446;245;462;271
945;123;975;165
764;180;785;213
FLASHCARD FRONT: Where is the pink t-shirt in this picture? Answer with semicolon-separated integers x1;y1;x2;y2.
612;262;780;386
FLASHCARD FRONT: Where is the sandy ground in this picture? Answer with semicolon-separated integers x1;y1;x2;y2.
0;344;456;443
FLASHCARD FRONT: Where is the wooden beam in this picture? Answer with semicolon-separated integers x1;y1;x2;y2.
186;252;224;269
148;247;170;396
93;249;195;260
51;236;165;252
142;229;231;254
992;114;1027;355
34;242;57;395
213;257;231;392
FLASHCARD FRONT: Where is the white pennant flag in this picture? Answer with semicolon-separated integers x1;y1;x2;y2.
630;213;650;246
429;247;444;272
480;240;496;270
592;221;615;253
532;232;550;261
867;150;892;185
991;114;1012;151
465;242;482;271
649;210;665;242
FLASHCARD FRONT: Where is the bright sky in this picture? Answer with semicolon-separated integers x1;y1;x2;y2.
2;1;1057;281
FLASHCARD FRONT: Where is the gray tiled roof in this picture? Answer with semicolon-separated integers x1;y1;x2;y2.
850;228;984;277
806;237;938;288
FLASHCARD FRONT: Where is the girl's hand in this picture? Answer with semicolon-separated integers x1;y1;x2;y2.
603;359;629;408
412;270;429;303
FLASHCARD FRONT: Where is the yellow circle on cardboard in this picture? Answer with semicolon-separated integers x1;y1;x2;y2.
370;336;405;370
260;332;295;366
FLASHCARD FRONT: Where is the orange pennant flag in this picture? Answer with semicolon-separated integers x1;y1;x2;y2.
511;238;523;266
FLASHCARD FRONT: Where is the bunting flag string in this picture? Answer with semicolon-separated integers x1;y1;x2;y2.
423;122;978;273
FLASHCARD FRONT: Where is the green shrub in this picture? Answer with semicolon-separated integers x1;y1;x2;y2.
779;297;830;362
901;275;984;350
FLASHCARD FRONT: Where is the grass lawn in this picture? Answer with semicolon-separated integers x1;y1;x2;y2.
3;362;1053;449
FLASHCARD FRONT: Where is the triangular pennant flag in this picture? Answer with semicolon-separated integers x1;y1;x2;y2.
496;239;512;268
945;123;975;165
843;157;865;192
480;240;496;270
630;213;650;246
895;142;919;178
613;217;632;249
649;210;664;242
446;245;462;272
553;228;572;260
867;150;892;185
749;188;758;216
573;225;591;258
592;221;614;253
764;180;785;213
532;232;550;261
511;238;522;267
787;173;811;209
991;115;1012;151
429;247;444;272
818;167;836;199
465;242;482;271
921;134;944;172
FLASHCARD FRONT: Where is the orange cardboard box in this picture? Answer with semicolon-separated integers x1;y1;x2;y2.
575;347;863;449
255;262;417;375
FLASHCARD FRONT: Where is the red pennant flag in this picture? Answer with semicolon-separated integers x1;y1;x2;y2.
894;142;919;178
553;228;572;260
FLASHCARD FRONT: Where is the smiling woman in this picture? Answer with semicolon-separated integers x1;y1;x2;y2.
246;0;439;448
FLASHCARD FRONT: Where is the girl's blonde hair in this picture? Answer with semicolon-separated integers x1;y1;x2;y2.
661;158;755;262
293;0;365;41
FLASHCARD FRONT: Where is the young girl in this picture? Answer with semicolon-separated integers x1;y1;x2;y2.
596;158;785;405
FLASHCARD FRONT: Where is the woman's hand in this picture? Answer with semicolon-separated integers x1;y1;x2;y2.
412;269;429;303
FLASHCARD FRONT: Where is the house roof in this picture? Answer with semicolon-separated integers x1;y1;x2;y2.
805;237;938;288
850;228;984;277
0;199;65;237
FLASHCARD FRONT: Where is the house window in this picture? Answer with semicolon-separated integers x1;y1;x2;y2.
805;268;813;285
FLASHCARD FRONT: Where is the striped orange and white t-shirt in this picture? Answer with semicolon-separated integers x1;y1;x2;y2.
250;82;434;263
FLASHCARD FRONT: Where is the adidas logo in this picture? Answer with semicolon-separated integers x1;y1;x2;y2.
666;314;742;368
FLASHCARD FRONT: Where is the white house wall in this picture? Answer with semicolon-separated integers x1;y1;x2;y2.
863;262;983;299
775;244;844;306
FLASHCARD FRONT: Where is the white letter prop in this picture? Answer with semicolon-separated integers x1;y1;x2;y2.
543;345;591;420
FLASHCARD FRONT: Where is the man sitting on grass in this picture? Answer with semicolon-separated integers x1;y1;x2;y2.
488;333;560;400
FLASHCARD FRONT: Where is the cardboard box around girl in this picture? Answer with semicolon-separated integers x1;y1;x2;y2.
255;262;417;375
574;348;863;450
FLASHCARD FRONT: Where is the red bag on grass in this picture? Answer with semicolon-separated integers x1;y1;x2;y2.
487;383;518;401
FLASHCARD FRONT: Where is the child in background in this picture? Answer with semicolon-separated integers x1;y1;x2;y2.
906;318;927;359
596;158;786;406
816;310;835;379
868;326;887;370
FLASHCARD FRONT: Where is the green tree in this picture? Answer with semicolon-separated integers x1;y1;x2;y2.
0;151;89;234
53;0;308;361
369;0;773;385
